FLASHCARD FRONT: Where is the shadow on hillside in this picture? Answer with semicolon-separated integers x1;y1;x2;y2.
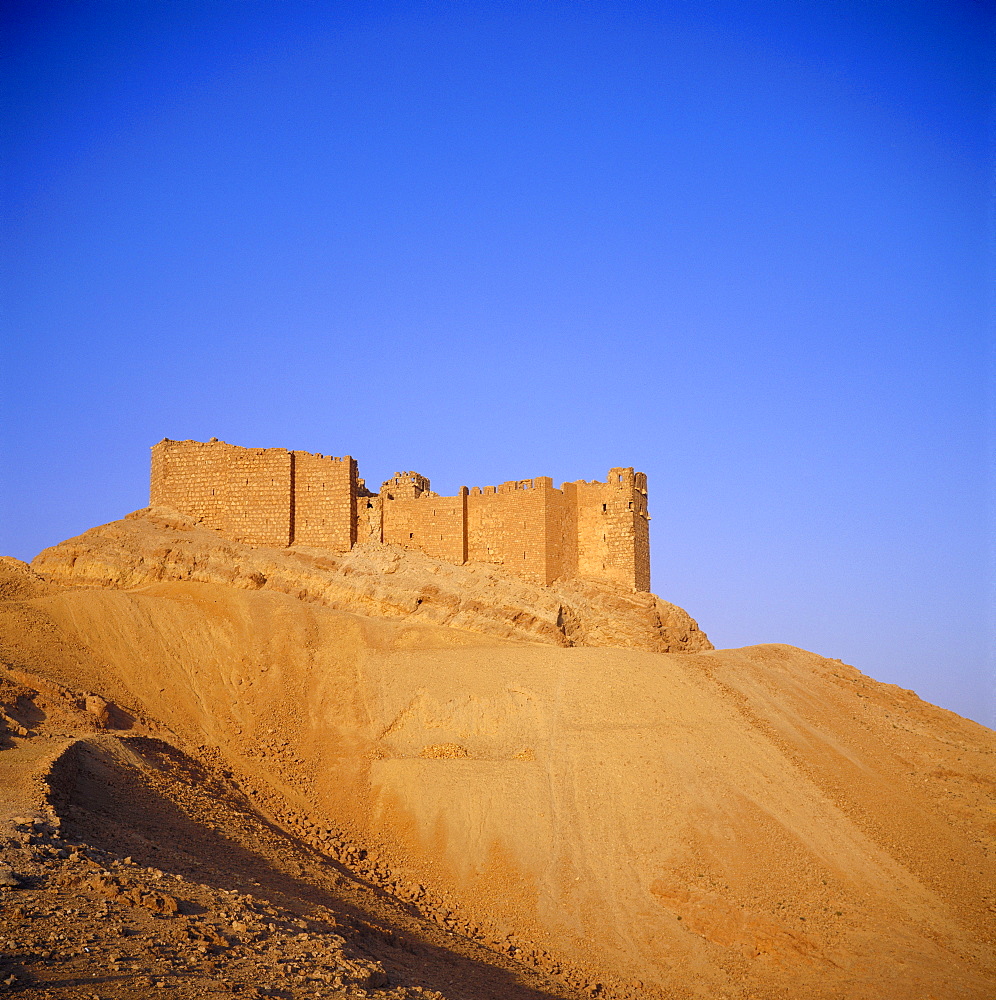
47;736;580;1000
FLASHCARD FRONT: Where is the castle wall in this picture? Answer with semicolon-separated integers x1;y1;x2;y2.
568;468;650;592
546;482;576;584
150;440;650;591
537;477;570;586
632;471;651;592
227;448;293;548
151;439;226;527
291;451;356;552
466;479;561;585
150;439;292;547
382;490;467;564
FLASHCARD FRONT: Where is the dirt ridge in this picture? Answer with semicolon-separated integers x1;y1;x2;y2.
30;508;711;654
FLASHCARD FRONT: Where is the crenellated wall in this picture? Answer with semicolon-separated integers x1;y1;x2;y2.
151;439;651;591
465;478;559;585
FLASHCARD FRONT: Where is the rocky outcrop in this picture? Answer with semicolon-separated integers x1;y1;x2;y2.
30;508;712;653
0;557;61;602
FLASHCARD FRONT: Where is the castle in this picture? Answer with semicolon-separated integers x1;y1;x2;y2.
150;438;651;591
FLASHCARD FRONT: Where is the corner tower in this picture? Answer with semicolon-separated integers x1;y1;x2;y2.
563;467;650;592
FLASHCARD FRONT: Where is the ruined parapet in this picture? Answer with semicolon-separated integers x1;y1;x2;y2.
380;472;430;500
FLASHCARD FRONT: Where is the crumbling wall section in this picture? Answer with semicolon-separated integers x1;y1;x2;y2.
356;494;383;544
382;490;467;564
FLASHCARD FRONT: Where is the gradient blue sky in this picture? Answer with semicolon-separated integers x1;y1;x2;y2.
2;1;993;725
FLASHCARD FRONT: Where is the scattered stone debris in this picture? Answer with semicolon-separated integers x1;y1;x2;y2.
0;818;441;999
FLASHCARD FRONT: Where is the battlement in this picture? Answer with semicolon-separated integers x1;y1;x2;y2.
381;472;431;499
151;439;650;591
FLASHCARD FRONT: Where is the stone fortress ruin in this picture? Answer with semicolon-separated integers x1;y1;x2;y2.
151;438;651;591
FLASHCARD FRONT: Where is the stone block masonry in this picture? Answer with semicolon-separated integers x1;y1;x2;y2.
150;439;293;548
151;439;651;592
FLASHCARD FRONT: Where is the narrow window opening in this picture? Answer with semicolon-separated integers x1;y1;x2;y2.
409;532;414;539
602;504;607;512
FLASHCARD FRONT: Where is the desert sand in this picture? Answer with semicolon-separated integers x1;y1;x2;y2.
0;513;993;999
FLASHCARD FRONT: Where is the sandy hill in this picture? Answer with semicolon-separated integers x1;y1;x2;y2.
0;519;993;1000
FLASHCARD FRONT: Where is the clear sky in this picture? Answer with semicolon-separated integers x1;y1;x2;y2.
2;1;993;726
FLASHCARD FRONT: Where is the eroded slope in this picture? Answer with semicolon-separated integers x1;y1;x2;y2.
1;560;993;999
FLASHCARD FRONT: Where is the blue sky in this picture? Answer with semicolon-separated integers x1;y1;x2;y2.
2;1;993;725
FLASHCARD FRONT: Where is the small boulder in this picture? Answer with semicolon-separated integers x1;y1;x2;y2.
0;865;23;888
143;891;180;916
84;694;111;726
